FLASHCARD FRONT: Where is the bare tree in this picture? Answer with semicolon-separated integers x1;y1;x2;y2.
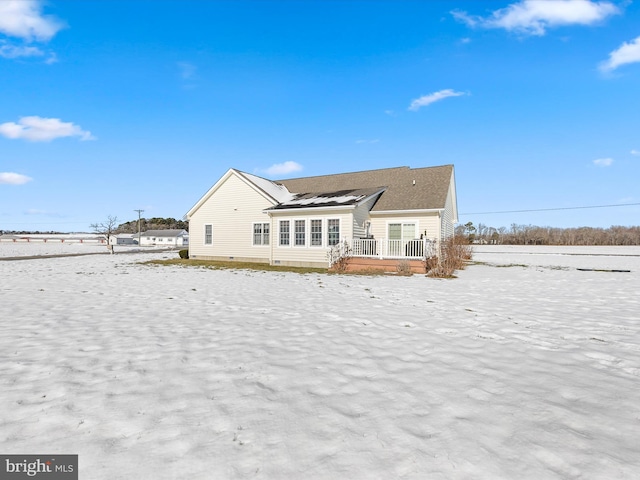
91;215;118;253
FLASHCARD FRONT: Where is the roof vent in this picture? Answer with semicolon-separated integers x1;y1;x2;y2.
412;180;416;186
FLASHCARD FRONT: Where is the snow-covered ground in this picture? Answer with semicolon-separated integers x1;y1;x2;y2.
1;245;639;479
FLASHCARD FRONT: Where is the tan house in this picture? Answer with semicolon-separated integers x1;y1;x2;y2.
186;165;458;269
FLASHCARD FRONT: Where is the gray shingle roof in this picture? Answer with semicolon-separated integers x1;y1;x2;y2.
276;165;453;211
141;229;187;237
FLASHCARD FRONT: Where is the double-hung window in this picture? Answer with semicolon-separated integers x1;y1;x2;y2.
311;219;322;246
294;220;306;246
204;224;213;245
253;223;270;246
279;220;290;246
327;219;340;246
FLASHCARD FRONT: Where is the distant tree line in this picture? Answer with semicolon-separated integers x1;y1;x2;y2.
116;217;188;233
1;217;188;236
456;222;640;246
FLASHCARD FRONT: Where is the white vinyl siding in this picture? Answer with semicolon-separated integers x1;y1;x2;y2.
352;195;379;238
188;172;273;262
441;177;456;240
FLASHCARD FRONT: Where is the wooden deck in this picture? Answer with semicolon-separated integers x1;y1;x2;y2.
334;257;426;274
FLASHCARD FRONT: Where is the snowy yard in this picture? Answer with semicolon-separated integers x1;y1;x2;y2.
1;244;639;479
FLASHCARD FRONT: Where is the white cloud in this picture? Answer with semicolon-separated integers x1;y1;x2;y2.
593;157;613;166
599;36;640;72
452;0;619;36
0;116;95;142
408;89;466;111
178;62;197;80
44;52;57;64
0;172;32;185
0;41;44;59
0;0;65;42
264;161;303;176
631;150;640;156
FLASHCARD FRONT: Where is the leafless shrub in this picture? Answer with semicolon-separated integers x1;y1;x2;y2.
424;237;473;278
423;255;439;274
396;260;413;276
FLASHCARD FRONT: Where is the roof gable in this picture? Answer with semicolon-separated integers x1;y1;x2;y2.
186;168;284;218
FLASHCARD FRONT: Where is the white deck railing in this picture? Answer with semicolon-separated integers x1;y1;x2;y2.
351;238;436;259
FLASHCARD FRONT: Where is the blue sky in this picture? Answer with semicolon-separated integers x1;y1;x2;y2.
1;0;639;232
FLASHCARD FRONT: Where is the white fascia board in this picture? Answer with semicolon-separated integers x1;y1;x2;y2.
369;208;444;215
264;205;355;215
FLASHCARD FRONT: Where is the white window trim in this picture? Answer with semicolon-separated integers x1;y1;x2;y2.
386;220;419;241
279;219;291;247
310;218;323;248
294;219;307;247
274;217;343;248
204;224;213;245
252;222;270;246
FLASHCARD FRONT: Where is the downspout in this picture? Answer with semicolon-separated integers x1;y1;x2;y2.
266;211;274;266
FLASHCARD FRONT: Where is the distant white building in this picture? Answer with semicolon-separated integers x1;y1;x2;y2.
109;234;138;245
139;229;189;247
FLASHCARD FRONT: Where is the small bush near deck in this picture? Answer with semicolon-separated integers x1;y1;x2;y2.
396;260;413;276
424;237;473;278
424;256;439;274
178;249;189;259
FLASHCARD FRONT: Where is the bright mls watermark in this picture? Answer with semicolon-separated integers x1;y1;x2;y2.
0;455;77;479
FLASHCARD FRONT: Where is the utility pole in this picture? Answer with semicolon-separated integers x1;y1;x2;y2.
134;209;144;245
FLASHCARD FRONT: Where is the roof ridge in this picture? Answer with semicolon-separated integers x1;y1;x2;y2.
275;164;454;182
275;166;410;182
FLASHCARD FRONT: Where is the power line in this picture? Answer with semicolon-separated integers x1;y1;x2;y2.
134;209;145;245
460;202;640;216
